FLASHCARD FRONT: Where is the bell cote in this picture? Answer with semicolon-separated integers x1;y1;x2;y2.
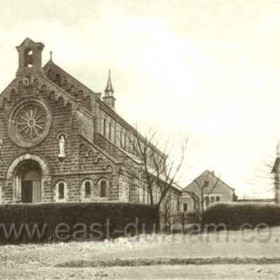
16;38;45;78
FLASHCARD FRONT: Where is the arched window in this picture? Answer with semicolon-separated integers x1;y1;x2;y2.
56;181;67;201
109;123;112;141
119;130;123;147
24;49;33;68
59;183;64;199
129;184;139;202
100;180;109;198
81;180;93;200
124;132;127;149
85;181;91;198
103;119;106;137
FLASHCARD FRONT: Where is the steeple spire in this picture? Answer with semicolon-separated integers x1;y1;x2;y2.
105;69;114;96
103;69;116;110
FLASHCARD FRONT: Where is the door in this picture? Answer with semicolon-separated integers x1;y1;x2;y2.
22;180;33;203
32;180;41;203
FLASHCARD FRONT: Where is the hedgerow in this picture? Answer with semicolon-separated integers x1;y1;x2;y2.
0;202;159;244
203;202;280;230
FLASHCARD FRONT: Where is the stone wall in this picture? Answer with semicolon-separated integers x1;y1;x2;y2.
0;74;120;203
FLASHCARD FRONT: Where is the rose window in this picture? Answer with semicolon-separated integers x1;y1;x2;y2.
8;100;51;147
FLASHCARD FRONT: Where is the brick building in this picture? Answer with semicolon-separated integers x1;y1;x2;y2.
180;170;236;212
0;38;181;208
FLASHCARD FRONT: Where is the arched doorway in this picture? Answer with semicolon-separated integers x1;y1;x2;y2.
17;160;42;203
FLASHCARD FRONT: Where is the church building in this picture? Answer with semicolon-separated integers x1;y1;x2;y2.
0;38;181;209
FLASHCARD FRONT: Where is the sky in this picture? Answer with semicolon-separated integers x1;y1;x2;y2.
0;0;280;198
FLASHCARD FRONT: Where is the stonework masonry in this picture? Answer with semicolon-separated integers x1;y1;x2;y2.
0;38;182;210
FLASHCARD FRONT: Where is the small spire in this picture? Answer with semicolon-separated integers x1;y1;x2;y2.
50;51;53;62
105;69;114;96
277;140;280;157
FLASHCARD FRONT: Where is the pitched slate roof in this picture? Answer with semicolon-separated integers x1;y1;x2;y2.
184;170;235;192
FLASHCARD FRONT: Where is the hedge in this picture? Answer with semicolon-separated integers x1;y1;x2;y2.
0;202;159;244
203;202;280;230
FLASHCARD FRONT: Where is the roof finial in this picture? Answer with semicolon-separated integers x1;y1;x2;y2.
50;51;53;62
105;69;114;96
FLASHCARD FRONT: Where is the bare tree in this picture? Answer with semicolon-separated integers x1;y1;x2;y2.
262;155;279;204
184;171;226;226
252;154;278;203
132;129;187;209
127;129;188;231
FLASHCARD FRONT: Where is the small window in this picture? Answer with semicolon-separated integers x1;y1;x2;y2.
56;181;67;201
100;180;108;197
183;203;188;212
216;196;220;202
210;196;215;204
124;132;127;149
205;196;210;207
122;131;126;148
203;180;210;188
103;119;106;137
118;130;121;147
85;181;91;198
59;183;64;199
109;123;112;141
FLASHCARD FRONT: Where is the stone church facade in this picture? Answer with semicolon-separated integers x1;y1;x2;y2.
0;38;181;209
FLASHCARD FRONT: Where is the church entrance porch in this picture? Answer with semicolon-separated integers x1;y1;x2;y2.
16;160;42;203
5;154;50;204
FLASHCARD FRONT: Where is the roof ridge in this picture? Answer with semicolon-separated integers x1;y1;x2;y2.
184;169;234;191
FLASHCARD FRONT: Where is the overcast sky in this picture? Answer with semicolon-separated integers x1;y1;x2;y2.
1;0;280;198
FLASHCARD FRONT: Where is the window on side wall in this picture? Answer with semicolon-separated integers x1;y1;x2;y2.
100;180;109;197
103;119;106;137
85;181;91;198
82;180;92;199
109;123;112;141
205;196;210;207
56;181;67;201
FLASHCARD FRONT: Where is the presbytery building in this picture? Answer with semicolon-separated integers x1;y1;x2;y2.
180;170;236;212
0;38;181;210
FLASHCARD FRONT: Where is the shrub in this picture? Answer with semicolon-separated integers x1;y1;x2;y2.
0;202;159;244
203;202;280;230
